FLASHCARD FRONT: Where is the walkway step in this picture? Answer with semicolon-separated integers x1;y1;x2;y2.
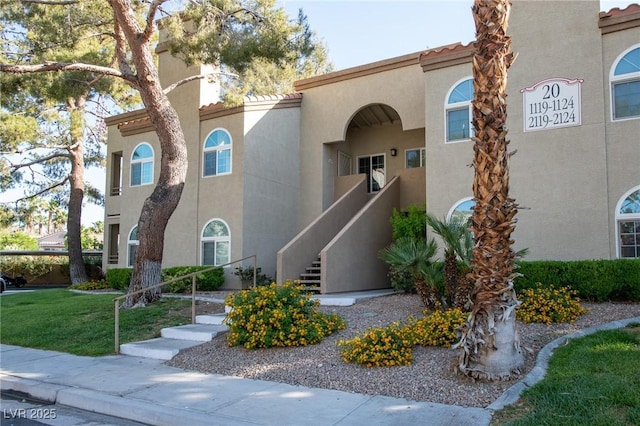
161;324;228;342
195;313;227;325
119;338;204;360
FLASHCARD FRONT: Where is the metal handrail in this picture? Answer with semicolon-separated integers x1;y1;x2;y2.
113;254;257;354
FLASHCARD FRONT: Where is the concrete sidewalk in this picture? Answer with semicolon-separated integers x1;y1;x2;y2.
0;344;491;426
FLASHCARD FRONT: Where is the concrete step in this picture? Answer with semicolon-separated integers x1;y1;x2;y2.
300;273;320;279
160;324;228;342
119;338;204;360
195;313;227;325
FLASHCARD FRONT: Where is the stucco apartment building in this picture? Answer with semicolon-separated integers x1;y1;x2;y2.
103;1;640;293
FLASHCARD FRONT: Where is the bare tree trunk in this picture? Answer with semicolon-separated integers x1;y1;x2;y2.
67;98;89;285
457;0;523;380
110;0;188;307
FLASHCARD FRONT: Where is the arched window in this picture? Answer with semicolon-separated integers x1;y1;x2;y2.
201;219;230;266
611;45;640;120
130;143;154;186
616;186;640;258
203;129;232;177
127;226;138;267
445;78;474;142
447;197;475;224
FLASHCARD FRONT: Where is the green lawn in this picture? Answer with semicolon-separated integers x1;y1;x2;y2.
0;289;195;356
492;325;640;425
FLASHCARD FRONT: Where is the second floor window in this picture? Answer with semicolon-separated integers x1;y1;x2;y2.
130;143;154;186
203;129;232;177
446;78;474;143
611;45;640;120
406;148;426;168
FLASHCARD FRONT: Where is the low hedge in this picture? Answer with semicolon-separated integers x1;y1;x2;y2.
106;266;224;293
514;259;640;302
105;268;132;291
162;266;224;293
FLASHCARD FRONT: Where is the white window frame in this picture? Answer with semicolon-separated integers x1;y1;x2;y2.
615;185;640;258
447;197;475;224
200;219;231;266
202;128;232;177
405;147;426;168
444;77;474;143
130;143;154;187
127;225;138;267
610;44;640;122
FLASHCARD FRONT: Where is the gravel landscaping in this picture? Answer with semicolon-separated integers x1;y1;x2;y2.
167;293;640;408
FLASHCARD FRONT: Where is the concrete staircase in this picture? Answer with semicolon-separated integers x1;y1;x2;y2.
119;308;230;360
299;257;321;292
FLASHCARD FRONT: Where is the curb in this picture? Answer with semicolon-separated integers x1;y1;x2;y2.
1;374;254;426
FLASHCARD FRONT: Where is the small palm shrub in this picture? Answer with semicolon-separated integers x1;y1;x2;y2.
233;265;273;287
517;283;586;324
224;281;345;349
338;308;467;367
408;308;467;347
338;322;414;367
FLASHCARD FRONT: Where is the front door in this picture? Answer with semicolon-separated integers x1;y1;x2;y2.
358;154;385;193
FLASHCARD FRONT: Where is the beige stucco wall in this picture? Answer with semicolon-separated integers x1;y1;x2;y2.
601;32;640;258
242;106;301;278
425;0;636;261
297;63;426;229
424;63;476;219
197;113;245;273
507;0;610;260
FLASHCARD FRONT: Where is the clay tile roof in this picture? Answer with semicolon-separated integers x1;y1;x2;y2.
199;93;302;120
419;42;475;72
599;3;640;18
599;3;640;33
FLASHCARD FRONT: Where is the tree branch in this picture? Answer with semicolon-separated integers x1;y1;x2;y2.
0;61;136;84
112;13;138;88
163;71;238;95
16;177;70;202
20;0;79;5
11;152;70;170
143;0;168;43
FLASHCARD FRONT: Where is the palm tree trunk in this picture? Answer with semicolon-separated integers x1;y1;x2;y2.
457;0;523;380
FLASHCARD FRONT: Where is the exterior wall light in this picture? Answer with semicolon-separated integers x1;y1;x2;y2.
390;148;397;157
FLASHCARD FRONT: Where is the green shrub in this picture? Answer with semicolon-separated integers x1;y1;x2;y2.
390;204;427;242
517;283;586;324
162;266;225;293
224;281;345;349
515;259;640;302
338;322;414;367
0;255;66;279
69;280;113;291
106;268;132;291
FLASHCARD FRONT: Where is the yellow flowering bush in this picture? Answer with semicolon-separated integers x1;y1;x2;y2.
408;308;467;347
338;322;414;367
224;281;345;349
338;308;467;367
517;282;586;324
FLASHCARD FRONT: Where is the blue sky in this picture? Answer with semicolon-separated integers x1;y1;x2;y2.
279;0;635;71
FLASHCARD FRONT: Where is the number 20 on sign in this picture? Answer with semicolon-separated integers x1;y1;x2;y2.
521;77;583;132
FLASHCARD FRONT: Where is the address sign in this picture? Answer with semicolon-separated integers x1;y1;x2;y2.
521;77;583;132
